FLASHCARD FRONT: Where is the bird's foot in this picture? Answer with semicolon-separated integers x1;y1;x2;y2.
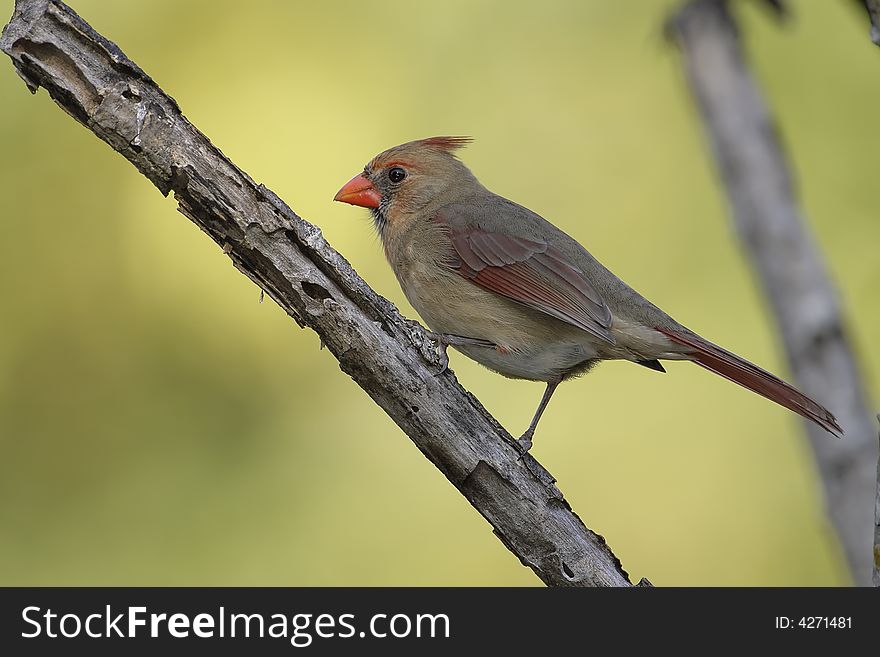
432;343;450;375
424;332;451;374
515;431;534;457
425;332;495;375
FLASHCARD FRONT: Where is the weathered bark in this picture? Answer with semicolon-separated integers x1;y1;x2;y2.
0;0;640;587
670;0;877;584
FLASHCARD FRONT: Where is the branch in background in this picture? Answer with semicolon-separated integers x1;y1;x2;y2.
669;0;877;584
0;0;643;587
857;0;880;46
874;415;880;587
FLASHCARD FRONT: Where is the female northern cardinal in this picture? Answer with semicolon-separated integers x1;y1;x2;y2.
334;137;841;450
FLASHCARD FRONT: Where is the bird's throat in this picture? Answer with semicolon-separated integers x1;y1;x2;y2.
370;206;388;235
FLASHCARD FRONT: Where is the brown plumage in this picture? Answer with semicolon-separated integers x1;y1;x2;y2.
334;137;842;449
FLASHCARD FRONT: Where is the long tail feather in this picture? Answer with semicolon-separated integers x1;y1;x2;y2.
655;327;842;437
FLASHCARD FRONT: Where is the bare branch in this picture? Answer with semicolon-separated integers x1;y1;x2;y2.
875;414;880;587
858;0;880;46
0;0;639;587
669;0;877;584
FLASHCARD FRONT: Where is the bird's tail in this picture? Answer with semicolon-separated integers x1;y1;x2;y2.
655;327;842;437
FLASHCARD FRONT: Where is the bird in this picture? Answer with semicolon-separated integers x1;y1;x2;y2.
333;136;842;450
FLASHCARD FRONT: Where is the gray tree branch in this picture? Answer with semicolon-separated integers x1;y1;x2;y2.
875;415;880;587
669;0;877;584
858;0;880;46
0;0;640;587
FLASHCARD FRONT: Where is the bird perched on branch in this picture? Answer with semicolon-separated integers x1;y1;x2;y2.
334;137;841;450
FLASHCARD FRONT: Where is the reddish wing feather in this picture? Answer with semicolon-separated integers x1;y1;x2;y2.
449;229;615;344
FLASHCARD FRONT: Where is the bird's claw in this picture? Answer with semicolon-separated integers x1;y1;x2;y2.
425;332;451;375
515;433;533;459
433;343;450;375
425;332;496;375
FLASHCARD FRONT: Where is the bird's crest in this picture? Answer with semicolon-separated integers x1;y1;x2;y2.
416;136;472;154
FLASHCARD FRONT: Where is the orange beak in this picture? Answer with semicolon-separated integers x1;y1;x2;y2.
333;174;381;209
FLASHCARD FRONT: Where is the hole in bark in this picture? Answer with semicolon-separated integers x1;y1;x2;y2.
170;165;190;194
808;321;843;352
14;41;101;115
301;281;333;302
561;562;574;579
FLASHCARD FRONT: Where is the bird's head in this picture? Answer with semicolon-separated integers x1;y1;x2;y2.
334;136;478;234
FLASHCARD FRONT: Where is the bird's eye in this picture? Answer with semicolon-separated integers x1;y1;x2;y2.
388;167;407;183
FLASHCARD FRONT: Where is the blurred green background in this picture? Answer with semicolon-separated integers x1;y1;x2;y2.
0;0;876;586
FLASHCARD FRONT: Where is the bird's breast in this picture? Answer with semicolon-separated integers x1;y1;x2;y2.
383;218;614;381
394;259;601;381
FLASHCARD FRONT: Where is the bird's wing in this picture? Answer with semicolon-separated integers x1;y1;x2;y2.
441;224;615;344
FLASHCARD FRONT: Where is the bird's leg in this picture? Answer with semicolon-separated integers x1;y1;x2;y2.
425;332;496;374
517;379;561;453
